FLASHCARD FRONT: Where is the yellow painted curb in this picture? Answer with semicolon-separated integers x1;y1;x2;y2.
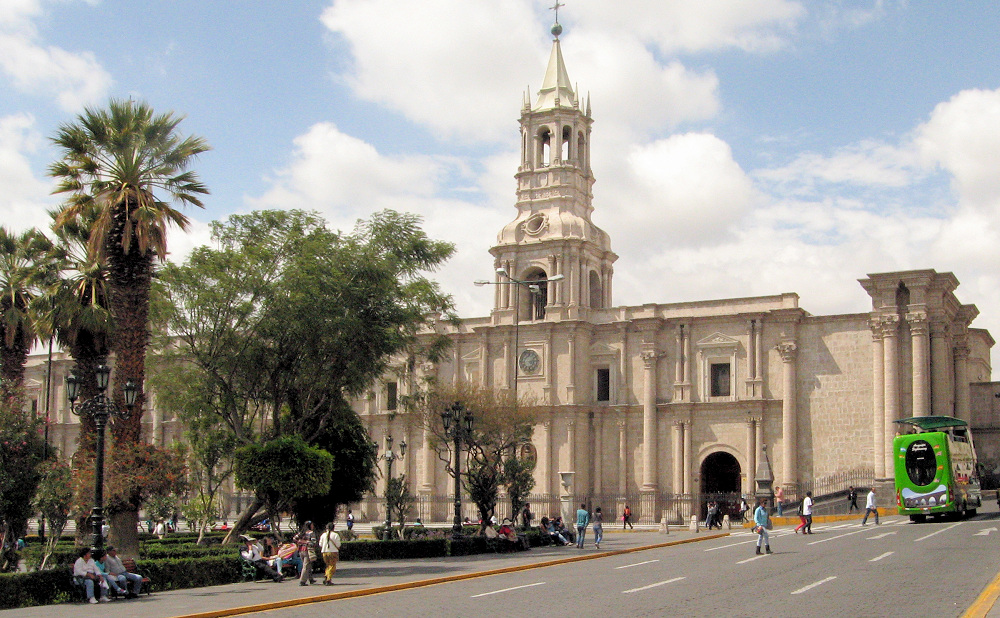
963;568;1000;618
168;533;729;618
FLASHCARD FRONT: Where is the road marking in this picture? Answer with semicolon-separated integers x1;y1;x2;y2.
975;527;998;537
792;576;837;595
867;531;897;540
615;560;659;569
915;522;962;542
736;555;767;564
869;551;894;562
808;528;869;544
622;577;685;594
470;582;545;598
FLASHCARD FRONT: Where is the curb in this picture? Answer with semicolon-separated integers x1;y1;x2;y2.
167;532;730;618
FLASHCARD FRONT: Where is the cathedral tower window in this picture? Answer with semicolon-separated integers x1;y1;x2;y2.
595;367;611;402
577;131;587;170
538;128;552;167
588;270;603;308
561;125;571;162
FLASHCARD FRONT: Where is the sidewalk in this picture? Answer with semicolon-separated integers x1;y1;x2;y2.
4;527;726;618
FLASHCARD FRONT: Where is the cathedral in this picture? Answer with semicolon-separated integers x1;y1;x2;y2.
351;21;998;523
23;21;1000;525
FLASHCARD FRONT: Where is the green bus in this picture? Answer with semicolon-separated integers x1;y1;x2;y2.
893;416;981;522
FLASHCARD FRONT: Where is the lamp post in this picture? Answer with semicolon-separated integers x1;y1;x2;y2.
376;435;406;538
65;364;137;549
440;401;474;535
475;269;564;400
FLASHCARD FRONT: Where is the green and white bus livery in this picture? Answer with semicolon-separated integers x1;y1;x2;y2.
893;415;981;522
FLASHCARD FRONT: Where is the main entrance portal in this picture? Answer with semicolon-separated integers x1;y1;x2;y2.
700;451;742;520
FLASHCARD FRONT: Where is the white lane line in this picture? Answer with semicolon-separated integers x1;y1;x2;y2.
808;528;870;544
736;555;767;564
975;527;998;536
869;551;894;562
615;559;659;569
791;576;837;595
866;531;897;540
470;582;545;598
915;522;962;542
622;577;685;594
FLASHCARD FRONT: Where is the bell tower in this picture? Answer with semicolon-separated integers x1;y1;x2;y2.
489;17;617;319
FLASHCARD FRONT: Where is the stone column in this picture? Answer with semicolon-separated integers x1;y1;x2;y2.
541;419;552;496
908;311;930;417
870;319;886;478
617;420;627;494
567;419;577;491
882;314;901;476
777;341;798;491
593;413;603;494
746;418;757;494
930;321;952;416
682;421;692;495
640;351;658;491
672;420;683;493
954;341;971;423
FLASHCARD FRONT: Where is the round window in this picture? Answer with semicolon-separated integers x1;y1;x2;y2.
523;213;547;236
905;439;937;487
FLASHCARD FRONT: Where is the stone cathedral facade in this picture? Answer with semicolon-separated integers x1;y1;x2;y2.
353;26;997;522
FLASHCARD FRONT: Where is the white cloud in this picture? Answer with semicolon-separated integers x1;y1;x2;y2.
0;113;57;232
915;88;1000;213
0;1;111;111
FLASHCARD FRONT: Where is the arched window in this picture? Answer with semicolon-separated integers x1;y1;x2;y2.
561;125;571;162
538;128;551;167
577;132;587;170
521;269;552;320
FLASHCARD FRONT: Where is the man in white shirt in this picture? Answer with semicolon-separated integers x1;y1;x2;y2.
802;491;814;534
862;487;880;525
73;547;108;604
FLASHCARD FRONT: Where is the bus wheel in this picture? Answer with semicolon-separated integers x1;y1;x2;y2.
909;514;927;523
967;509;977;517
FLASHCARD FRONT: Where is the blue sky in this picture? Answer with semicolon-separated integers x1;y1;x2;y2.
3;1;1000;379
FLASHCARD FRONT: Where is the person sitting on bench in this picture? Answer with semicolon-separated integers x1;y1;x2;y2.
240;536;284;582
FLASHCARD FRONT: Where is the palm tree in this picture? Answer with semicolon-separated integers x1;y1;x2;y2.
0;227;58;403
49;98;210;444
35;208;115;454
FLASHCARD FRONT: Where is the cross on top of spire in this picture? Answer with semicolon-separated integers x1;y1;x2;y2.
549;1;565;38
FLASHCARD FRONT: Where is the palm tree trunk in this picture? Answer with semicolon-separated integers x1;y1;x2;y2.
0;327;30;402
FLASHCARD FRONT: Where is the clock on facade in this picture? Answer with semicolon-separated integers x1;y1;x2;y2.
518;349;540;374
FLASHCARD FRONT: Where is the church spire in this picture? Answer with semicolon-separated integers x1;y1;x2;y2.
534;9;576;111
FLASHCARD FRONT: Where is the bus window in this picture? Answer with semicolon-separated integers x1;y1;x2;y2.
905;440;937;487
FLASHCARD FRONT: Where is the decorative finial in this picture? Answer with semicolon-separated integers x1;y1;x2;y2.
550;1;564;38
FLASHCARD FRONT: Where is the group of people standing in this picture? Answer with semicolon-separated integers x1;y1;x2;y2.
240;519;343;586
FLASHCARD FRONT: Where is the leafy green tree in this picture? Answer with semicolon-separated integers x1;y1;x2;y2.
0;227;58;402
501;455;536;529
233;435;334;540
0;394;47;570
49;98;210;446
290;403;377;531
155;209;455;540
384;475;414;538
33;459;72;569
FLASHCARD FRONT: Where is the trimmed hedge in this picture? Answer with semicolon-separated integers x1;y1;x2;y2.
0;569;76;609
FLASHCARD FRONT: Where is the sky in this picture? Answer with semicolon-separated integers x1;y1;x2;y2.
2;0;1000;379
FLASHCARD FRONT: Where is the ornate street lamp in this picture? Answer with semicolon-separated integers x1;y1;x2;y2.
475;269;564;401
376;435;406;538
441;401;474;535
66;364;137;549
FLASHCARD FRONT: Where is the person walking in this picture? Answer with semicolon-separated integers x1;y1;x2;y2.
622;505;633;530
753;498;772;555
847;486;859;514
318;521;341;585
575;504;590;548
802;491;814;534
294;521;317;586
346;510;354;531
861;487;880;525
592;507;604;549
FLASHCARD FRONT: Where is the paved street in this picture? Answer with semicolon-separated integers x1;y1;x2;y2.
8;512;1000;618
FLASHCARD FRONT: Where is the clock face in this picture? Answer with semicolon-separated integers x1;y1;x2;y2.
518;349;540;374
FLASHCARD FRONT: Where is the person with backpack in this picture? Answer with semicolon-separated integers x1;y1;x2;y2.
622;505;633;530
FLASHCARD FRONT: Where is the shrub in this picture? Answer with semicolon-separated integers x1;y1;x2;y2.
0;569;75;609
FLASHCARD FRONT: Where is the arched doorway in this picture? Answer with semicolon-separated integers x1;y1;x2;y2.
700;451;742;520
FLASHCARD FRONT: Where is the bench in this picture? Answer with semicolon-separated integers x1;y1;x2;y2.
121;558;152;595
